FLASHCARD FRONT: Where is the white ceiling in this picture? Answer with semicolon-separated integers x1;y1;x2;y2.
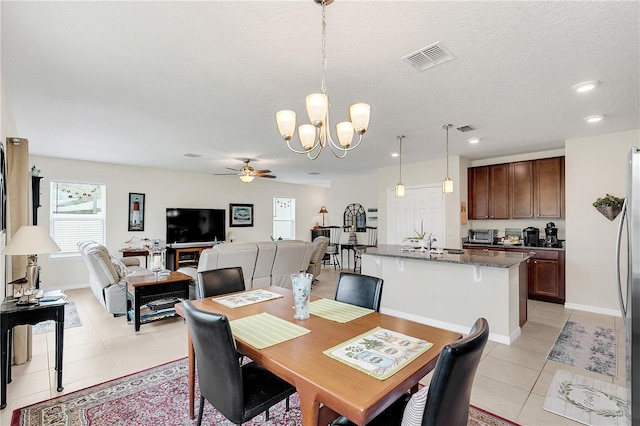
2;1;639;186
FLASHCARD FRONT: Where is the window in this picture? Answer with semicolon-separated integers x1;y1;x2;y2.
50;181;106;254
273;197;295;240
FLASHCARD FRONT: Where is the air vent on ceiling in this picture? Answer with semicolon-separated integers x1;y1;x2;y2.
402;42;456;71
183;153;202;158
456;125;475;132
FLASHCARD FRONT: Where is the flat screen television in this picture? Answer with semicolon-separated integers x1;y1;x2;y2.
166;208;226;244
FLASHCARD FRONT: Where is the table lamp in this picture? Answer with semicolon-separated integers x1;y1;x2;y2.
226;231;237;242
3;225;61;303
318;206;328;227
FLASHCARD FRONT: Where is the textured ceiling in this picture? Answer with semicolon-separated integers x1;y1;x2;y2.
2;1;639;186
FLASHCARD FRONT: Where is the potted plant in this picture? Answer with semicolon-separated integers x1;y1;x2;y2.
592;194;625;221
403;220;426;244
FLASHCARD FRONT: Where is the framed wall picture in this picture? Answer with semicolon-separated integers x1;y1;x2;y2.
128;193;145;231
229;203;253;227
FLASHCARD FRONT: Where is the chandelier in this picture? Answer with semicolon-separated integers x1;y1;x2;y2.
275;0;370;160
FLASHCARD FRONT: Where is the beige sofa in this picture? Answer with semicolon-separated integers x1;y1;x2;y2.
180;240;313;290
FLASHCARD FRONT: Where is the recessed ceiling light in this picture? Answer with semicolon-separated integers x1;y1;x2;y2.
584;115;604;123
573;80;600;93
467;138;480;144
391;152;399;157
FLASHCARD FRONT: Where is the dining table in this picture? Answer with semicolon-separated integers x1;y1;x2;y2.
175;286;461;426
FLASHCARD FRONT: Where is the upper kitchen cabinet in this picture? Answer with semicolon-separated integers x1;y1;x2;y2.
535;157;564;218
468;163;509;219
468;156;565;220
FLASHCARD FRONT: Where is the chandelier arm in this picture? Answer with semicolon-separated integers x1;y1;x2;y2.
307;145;324;160
286;139;320;155
326;132;364;153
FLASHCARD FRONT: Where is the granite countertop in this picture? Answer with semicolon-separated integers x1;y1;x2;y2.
361;244;531;268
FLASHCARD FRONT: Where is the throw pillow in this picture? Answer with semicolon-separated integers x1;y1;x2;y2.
110;256;129;279
400;385;429;426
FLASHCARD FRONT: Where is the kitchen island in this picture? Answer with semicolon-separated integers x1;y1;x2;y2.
360;245;531;344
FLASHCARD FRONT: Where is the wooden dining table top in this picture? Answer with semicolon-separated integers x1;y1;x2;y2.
176;286;462;425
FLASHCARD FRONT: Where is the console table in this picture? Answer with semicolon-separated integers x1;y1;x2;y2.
1;298;66;409
119;248;149;268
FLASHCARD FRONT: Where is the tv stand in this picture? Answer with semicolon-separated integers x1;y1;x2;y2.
166;242;222;270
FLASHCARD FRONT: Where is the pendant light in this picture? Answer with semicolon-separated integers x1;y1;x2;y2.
395;135;405;197
442;124;454;194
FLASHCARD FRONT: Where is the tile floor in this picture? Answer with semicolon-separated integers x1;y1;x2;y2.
1;267;626;425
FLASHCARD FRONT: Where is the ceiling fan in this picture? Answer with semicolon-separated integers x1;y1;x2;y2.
217;158;276;183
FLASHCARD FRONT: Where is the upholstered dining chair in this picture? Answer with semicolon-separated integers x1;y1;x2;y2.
182;300;296;426
331;317;489;426
196;266;245;299
334;272;384;311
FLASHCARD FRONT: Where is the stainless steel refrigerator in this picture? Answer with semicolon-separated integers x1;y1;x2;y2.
616;146;640;423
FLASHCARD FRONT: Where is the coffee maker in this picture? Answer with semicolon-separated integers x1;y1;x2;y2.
544;222;560;247
523;227;540;247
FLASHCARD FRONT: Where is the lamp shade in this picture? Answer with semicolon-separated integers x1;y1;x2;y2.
239;174;255;183
276;110;296;140
318;206;328;214
3;226;61;255
442;177;454;194
226;231;238;242
395;183;405;197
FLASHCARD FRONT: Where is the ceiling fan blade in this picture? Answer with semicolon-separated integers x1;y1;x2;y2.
225;167;241;172
258;174;277;179
214;172;240;176
254;169;271;174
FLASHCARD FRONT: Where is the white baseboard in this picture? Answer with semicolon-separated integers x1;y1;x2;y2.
380;307;519;345
564;302;622;318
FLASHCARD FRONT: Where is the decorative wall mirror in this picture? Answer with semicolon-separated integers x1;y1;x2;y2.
343;203;366;232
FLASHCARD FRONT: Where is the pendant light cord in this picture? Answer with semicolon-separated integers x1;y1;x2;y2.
321;1;327;95
443;124;452;177
398;135;405;183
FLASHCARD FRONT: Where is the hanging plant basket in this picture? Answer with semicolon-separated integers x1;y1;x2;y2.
595;205;623;221
593;194;625;221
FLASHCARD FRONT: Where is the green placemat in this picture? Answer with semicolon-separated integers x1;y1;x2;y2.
230;312;310;349
309;298;374;323
324;326;433;380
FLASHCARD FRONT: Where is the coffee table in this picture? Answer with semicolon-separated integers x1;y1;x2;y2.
125;271;191;332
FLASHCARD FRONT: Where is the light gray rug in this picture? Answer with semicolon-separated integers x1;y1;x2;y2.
544;369;630;425
32;302;82;334
547;320;617;378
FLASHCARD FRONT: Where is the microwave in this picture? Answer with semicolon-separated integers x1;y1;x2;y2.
468;229;499;244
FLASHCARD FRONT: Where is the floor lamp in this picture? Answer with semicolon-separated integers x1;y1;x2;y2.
3;225;61;303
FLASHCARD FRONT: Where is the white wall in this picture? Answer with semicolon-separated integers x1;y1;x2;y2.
565;129;639;315
30;155;329;290
330;172;378;245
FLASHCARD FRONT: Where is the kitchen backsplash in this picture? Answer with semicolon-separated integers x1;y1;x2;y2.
465;218;566;240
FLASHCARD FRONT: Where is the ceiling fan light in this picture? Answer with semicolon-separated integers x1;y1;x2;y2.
336;122;354;147
239;174;255;183
276;110;296;140
350;103;370;134
306;93;328;125
299;124;316;150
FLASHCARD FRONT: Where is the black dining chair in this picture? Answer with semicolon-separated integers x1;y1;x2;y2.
196;266;246;299
334;272;383;311
182;300;296;426
332;318;489;426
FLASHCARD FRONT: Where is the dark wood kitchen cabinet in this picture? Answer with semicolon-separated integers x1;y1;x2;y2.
527;249;565;304
535;157;564;218
510;161;534;218
468;164;509;219
469;156;564;220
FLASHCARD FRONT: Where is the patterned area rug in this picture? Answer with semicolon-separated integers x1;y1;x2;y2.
11;358;519;426
547;320;617;378
32;302;82;334
543;369;630;425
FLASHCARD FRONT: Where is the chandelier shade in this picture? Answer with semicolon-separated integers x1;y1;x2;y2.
275;0;370;160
